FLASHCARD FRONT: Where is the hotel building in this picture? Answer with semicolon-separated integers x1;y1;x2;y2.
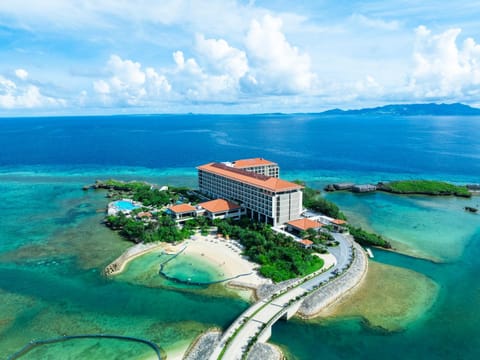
197;158;303;226
227;158;280;177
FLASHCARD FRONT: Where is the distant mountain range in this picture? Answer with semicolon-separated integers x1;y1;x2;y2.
321;103;480;116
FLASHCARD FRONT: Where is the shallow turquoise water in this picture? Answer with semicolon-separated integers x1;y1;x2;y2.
325;191;479;261
1;168;479;359
271;233;480;359
115;250;224;290
270;190;480;359
0;175;248;358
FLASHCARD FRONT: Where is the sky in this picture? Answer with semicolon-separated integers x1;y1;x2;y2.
1;0;480;115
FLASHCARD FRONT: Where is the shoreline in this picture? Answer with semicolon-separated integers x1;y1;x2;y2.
104;242;166;276
375;244;444;264
104;234;270;290
297;239;369;318
104;234;371;359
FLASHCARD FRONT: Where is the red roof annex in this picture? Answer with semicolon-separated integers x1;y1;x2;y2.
199;199;240;213
287;218;323;231
168;204;196;214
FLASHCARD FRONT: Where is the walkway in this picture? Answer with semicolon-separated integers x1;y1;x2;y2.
209;233;355;360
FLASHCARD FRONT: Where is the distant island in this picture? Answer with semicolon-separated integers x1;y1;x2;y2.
321;103;480;116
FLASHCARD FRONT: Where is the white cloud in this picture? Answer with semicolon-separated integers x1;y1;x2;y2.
350;14;400;31
0;74;65;109
91;19;320;107
15;68;29;80
167;36;250;102
93;55;171;106
245;15;316;94
195;34;249;80
409;26;480;98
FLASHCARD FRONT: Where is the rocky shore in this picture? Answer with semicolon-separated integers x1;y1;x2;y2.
298;240;368;317
255;278;298;300
103;242;164;276
182;330;283;360
183;330;220;360
247;343;283;360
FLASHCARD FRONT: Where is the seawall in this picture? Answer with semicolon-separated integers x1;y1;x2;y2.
298;239;368;318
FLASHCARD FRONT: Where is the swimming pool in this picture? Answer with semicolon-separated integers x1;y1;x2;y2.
114;200;140;211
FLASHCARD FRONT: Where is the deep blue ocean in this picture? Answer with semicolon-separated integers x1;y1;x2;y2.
1;114;479;179
0;114;479;359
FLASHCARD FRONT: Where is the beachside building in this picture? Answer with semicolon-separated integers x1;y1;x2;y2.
167;204;197;222
197;159;303;226
286;218;323;237
197;199;244;220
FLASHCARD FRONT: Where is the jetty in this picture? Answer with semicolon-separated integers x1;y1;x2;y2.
352;184;377;193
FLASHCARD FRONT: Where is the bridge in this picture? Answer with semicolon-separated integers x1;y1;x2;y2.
209;233;357;360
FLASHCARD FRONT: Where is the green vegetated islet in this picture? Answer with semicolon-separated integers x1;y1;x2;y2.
100;178;391;281
100;180;323;282
379;180;471;197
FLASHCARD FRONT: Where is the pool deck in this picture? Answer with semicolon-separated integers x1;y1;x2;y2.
107;199;142;216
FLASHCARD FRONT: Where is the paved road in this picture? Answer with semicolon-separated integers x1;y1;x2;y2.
209;233;353;360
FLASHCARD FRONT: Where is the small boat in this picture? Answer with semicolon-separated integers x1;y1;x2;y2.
465;206;478;213
366;248;374;258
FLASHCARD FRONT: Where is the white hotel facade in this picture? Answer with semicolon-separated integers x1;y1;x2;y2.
197;158;303;226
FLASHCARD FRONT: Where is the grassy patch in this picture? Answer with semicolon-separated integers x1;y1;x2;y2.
380;180;470;197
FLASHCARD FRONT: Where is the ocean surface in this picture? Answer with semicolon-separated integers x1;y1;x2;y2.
0;114;479;359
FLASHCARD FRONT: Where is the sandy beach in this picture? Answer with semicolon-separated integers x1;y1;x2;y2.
108;232;340;290
106;233;269;288
181;234;268;288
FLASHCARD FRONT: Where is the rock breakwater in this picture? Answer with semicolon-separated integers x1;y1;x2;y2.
298;240;368;317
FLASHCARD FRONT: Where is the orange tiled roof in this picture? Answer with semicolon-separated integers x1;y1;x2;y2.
137;211;152;218
199;199;241;213
287;218;323;231
168;204;196;214
197;163;302;192
233;158;277;168
300;239;314;246
331;219;347;225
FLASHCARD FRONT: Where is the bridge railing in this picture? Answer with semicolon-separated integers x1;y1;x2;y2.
214;235;357;360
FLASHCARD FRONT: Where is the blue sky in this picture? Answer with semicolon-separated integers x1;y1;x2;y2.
1;0;480;115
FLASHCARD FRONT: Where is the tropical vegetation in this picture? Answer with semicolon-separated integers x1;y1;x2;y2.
379;180;471;197
215;218;324;282
347;225;391;249
294;180;347;219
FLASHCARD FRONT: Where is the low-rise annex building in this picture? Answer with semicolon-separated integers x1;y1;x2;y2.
197;199;244;220
197;159;303;226
167;203;197;221
286;218;323;236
